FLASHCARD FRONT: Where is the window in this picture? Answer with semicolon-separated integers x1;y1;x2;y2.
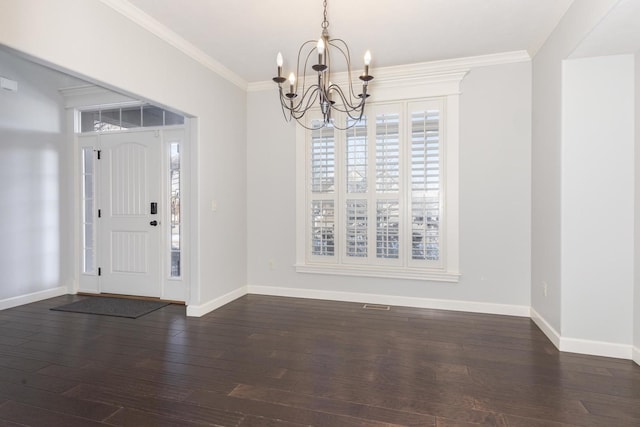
81;147;95;274
80;105;184;132
296;98;460;282
169;142;181;278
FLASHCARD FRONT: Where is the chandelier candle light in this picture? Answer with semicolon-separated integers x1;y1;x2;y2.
273;0;373;130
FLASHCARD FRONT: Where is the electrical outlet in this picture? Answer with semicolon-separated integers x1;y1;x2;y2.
268;259;275;270
542;281;548;297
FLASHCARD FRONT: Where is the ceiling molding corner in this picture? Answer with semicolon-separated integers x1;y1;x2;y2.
99;0;247;91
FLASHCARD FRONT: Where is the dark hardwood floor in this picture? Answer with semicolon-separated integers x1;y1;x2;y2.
0;294;639;426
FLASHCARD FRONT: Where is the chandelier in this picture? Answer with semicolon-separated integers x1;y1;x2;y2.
272;0;373;130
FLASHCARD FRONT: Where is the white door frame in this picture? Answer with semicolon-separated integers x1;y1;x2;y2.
74;125;190;302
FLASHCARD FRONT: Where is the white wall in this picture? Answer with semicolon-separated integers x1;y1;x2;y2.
531;0;619;333
635;52;640;362
247;60;531;311
562;55;634;347
0;0;247;311
0;49;76;305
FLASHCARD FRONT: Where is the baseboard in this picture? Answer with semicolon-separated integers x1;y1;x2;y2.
186;286;247;317
247;285;530;317
0;286;68;311
560;336;632;360
530;308;561;349
531;308;633;360
128;282;640;363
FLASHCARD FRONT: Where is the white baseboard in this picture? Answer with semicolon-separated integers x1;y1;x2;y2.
531;308;633;360
530;308;561;349
0;286;68;311
186;286;247;317
560;336;632;360
80;279;640;364
247;285;530;317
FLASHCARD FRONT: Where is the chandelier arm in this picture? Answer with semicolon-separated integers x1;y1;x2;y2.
320;88;366;130
295;120;329;131
297;40;319;94
277;87;296;123
278;81;319;114
289;85;321;115
328;39;362;100
328;84;366;112
280;99;293;123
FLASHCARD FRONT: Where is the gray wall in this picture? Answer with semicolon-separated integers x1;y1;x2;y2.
247;60;532;309
635;51;640;360
562;55;634;346
531;0;619;333
1;0;248;310
0;49;75;301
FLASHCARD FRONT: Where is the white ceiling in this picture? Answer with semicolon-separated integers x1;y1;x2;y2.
124;0;575;83
570;0;640;59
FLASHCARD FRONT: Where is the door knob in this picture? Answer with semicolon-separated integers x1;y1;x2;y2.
150;220;158;226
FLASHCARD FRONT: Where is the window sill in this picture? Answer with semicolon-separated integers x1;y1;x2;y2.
295;263;461;282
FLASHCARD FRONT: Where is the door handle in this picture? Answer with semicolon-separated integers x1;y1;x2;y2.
150;220;158;226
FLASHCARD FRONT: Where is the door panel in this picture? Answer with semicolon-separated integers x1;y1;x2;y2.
99;131;161;297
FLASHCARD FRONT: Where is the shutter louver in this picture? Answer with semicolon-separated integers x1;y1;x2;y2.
346;200;367;257
346;117;367;193
411;110;440;261
375;113;400;193
311;200;335;256
376;200;399;259
311;122;335;193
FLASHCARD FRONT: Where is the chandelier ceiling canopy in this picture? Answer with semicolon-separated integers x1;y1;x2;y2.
273;0;373;130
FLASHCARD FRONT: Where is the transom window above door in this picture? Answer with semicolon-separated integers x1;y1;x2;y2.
79;105;184;133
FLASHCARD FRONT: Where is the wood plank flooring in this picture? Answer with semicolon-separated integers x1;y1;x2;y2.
0;294;639;426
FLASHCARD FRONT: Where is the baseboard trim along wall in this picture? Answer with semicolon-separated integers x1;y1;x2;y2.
530;308;561;349
0;286;67;311
4;284;637;366
561;336;633;360
531;308;635;362
246;285;531;317
186;286;247;317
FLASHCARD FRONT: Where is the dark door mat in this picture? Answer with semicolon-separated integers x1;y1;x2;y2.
51;296;170;318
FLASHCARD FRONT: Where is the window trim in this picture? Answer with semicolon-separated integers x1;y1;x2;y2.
295;76;462;282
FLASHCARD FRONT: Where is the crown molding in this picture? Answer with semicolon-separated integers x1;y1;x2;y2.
247;50;530;93
59;84;140;109
100;0;247;91
59;84;112;97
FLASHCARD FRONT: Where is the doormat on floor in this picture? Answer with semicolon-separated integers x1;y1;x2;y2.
50;296;170;319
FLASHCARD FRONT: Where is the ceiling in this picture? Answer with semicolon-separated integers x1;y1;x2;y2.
570;0;640;59
124;0;575;83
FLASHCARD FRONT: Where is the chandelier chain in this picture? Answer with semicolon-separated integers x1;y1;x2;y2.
321;0;329;30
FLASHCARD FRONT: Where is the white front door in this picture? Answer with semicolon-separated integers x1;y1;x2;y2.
98;131;162;297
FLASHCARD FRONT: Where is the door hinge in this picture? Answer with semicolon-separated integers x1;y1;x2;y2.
98;209;101;218
98;267;102;276
96;150;101;160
